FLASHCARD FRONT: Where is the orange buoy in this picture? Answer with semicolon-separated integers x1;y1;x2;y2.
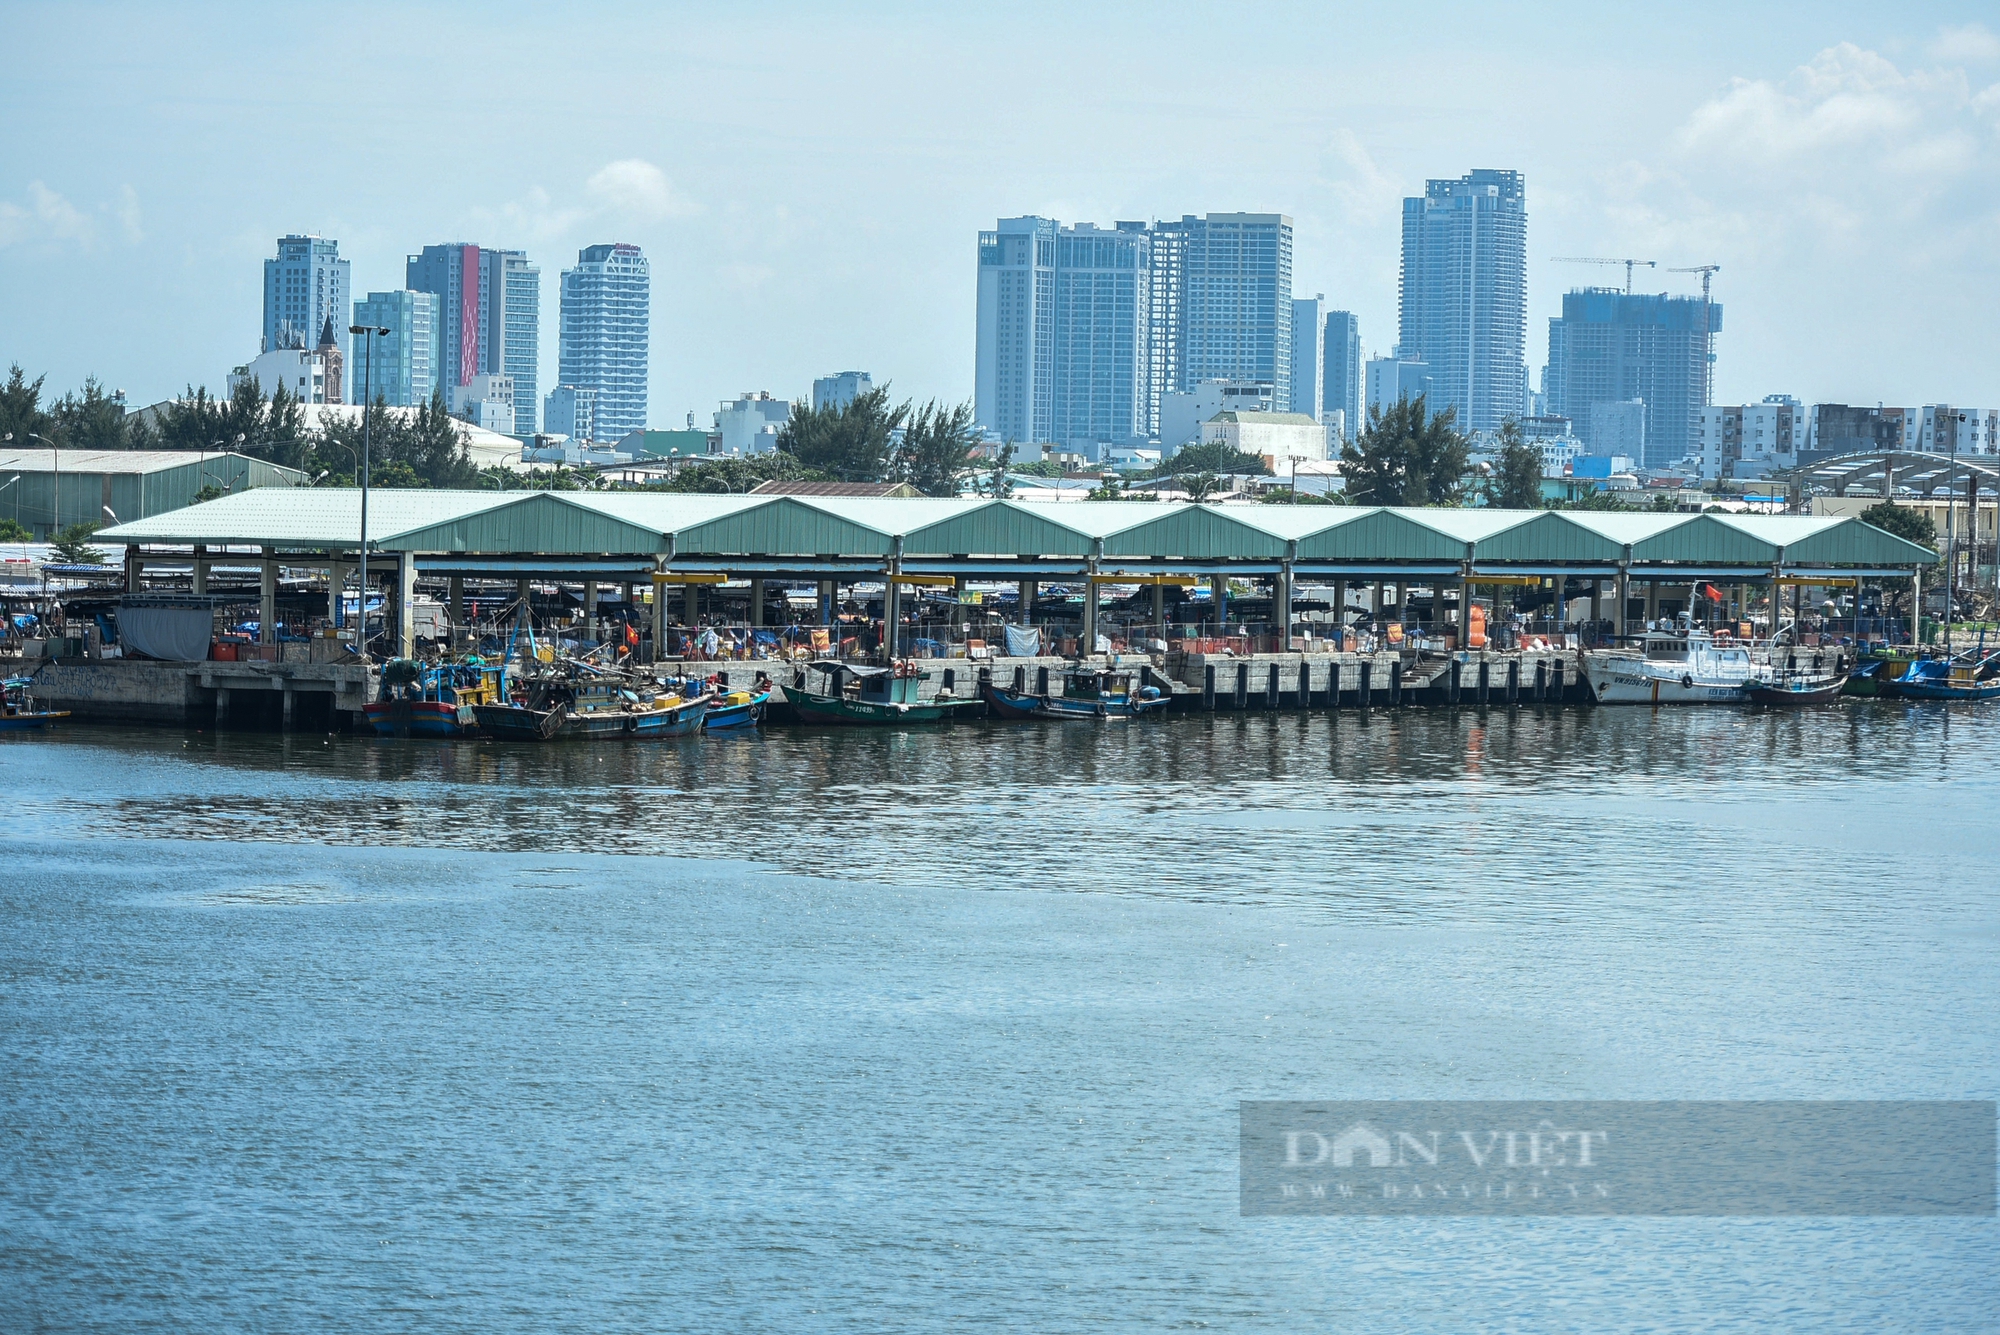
1467;604;1488;650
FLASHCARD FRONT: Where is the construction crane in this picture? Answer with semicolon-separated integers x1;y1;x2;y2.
1550;256;1656;294
1669;264;1722;406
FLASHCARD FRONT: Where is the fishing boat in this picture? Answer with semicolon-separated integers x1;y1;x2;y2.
0;676;69;730
1893;654;2000;702
1586;626;1760;705
1843;648;1919;698
787;660;981;726
704;687;770;730
1744;670;1850;705
981;666;1169;720
365;658;507;737
473;666;715;741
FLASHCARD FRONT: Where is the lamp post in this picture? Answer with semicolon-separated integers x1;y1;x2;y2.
1944;411;1966;652
347;324;390;658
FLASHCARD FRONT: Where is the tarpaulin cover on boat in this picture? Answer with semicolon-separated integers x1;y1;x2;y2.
116;599;215;661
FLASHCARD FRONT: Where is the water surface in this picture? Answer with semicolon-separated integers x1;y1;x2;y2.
2;706;1994;1331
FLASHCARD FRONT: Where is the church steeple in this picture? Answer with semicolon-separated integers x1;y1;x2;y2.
317;315;345;405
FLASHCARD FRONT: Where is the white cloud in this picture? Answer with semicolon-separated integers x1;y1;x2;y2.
116;185;143;243
0;181;97;248
1318;130;1401;222
1931;23;2000;65
586;159;695;221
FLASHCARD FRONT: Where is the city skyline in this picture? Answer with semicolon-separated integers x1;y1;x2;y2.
4;5;1998;422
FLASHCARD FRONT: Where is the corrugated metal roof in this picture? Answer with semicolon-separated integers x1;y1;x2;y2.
99;487;509;547
0;448;305;478
97;489;1937;568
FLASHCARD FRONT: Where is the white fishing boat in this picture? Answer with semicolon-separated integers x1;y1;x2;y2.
1587;626;1761;705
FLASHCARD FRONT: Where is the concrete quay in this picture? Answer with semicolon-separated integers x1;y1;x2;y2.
23;658;375;729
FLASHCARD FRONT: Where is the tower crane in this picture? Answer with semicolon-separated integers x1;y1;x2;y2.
1550;256;1656;294
1668;265;1722;406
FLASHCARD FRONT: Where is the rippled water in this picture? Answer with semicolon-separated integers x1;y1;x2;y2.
2;706;1995;1331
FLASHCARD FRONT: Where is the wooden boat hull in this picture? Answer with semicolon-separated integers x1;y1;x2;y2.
788;690;979;726
704;691;769;730
1842;661;1905;698
1896;679;2000;701
980;684;1168;720
1745;675;1849;706
365;699;476;737
0;711;68;730
472;697;711;741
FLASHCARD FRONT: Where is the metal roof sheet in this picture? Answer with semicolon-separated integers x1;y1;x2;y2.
98;487;509;547
0;449;305;478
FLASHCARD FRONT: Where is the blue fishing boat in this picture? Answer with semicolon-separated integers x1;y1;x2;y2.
1893;654;2000;701
473;666;714;741
982;667;1169;721
366;658;507;737
1;676;68;730
704;688;770;730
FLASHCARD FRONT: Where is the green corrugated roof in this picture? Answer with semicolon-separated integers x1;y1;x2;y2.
98;490;1938;568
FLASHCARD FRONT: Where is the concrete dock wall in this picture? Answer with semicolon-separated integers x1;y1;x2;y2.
28;659;375;729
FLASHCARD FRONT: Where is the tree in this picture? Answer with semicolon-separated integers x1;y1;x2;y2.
1149;441;1272;479
0;365;54;445
312;391;479;489
654;451;820;494
50;377;139;451
1486;417;1544;510
1339;395;1471;507
51;522;107;565
979;441;1017;499
776;385;907;481
892;399;980;497
1258;488;1336;505
1178;472;1223;503
0;518;30;542
1859;501;1937;550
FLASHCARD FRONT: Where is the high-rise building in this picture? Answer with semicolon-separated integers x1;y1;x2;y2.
813;371;874;413
975;211;1292;448
1697;395;1806;481
557;242;650;442
975;216;1059;445
544;385;598;442
1398;169;1527;434
351;290;443;407
1585;399;1646;461
1291;294;1326;422
262;235;351;395
1545;288;1721;468
1178;213;1293;412
407;243;541;436
1323;311;1361;441
1050;222;1153;449
1365;354;1433;422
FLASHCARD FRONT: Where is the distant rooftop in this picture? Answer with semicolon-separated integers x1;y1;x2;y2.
749;480;918;498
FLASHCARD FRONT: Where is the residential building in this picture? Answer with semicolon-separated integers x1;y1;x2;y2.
813;371;874;412
407;243;541;436
1910;405;1999;454
228;346;331;403
975;216;1058;446
1050;222;1153;448
1544;288;1721;468
1585;399;1647;461
1364;354;1433;423
1398;169;1527;433
1159;379;1274;452
714;392;792;455
1807;404;1907;457
1176;213;1294;411
351;290;443;407
1323;311;1361;441
974;210;1293;446
1291;294;1327;421
1697;395;1807;481
544;385;598;443
262;235;351;397
557;242;649;441
1200;410;1328;467
454;373;516;435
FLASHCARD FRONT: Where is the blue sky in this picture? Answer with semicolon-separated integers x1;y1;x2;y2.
3;1;1997;421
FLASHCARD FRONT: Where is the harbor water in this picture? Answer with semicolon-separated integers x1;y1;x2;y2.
2;707;1995;1331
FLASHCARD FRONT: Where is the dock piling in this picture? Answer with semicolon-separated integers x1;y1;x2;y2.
1266;664;1279;710
1506;660;1520;705
1389;660;1402;707
1203;664;1216;710
1234;663;1248;710
1037;666;1049;696
1359;661;1372;709
1449;659;1461;706
1329;662;1341;710
1297;660;1311;710
1477;660;1490;707
1533;659;1547;703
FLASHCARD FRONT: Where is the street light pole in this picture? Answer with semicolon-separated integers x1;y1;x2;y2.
27;433;58;538
348;324;390;660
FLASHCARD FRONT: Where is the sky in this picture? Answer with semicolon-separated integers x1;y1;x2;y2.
3;1;1998;425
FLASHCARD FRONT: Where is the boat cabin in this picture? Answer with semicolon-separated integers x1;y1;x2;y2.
807;660;926;705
